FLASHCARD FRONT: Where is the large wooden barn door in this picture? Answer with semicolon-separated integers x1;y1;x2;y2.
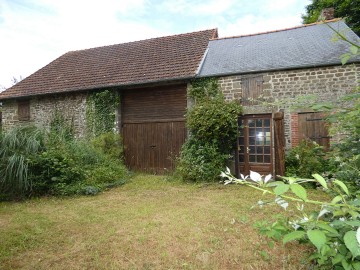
122;85;187;173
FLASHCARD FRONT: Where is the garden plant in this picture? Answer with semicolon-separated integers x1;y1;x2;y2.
221;169;360;269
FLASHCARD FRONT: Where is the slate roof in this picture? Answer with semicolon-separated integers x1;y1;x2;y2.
198;20;360;77
0;29;217;100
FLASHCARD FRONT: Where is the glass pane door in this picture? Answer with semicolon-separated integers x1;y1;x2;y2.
237;114;273;175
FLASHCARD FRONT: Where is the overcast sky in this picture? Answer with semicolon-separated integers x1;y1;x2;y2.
0;0;310;89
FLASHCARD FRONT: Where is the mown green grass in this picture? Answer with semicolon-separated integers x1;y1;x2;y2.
0;174;328;269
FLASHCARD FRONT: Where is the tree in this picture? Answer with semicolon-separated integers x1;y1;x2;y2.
302;0;360;35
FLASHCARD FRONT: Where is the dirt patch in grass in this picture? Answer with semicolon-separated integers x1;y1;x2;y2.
0;174;325;269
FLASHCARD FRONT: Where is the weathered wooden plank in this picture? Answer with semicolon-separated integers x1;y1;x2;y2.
122;84;187;173
298;112;330;149
273;112;285;176
122;84;187;123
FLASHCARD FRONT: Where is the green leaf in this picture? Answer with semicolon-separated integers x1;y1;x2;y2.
307;230;326;251
350;45;359;55
332;253;344;265
274;184;290;196
333;210;346;217
344;221;360;227
316;223;339;236
266;181;285;187
287;177;296;185
352;261;360;270
290;183;307;201
331;195;344;204
341;53;351;65
342;259;352;270
344;231;360;258
349;211;360;219
342;220;360;227
333;180;349;195
312;174;328;189
283;231;306;244
320;244;331;256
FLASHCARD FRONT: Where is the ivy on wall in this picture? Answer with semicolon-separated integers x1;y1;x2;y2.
177;77;243;182
86;90;120;137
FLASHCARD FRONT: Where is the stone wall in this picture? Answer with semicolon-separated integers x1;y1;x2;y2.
1;92;88;137
218;63;360;148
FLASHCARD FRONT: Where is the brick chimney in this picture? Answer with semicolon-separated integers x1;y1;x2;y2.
318;7;335;21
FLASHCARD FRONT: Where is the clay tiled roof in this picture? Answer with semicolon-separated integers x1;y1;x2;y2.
0;29;217;100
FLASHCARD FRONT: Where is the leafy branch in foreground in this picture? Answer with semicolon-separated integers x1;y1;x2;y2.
222;169;360;270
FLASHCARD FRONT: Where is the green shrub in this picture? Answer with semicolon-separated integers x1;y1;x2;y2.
177;137;229;182
91;132;123;160
285;140;329;178
49;111;74;142
176;78;242;182
326;89;360;188
28;150;85;196
86;159;127;185
0;123;128;200
186;98;242;153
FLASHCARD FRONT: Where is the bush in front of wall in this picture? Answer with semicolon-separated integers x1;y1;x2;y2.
186;97;241;154
91;132;124;160
285;139;329;179
176;78;242;182
28;150;85;196
177;137;229;182
0;124;128;200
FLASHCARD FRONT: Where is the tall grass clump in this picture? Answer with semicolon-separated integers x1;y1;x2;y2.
0;126;44;198
0;122;128;200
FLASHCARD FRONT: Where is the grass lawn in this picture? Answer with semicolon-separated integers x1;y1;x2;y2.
0;174;327;270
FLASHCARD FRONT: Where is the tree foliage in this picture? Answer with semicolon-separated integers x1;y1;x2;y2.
302;0;360;35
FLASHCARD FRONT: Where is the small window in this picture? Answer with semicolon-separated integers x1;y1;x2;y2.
241;75;264;106
298;112;330;149
18;100;30;121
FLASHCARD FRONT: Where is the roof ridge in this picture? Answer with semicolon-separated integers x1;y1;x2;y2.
68;28;218;53
211;18;343;41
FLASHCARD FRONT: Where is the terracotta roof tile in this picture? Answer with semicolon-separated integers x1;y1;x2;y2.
0;29;217;100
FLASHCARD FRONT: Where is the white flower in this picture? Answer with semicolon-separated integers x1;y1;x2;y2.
264;174;272;183
301;217;309;222
240;173;248;181
220;171;227;178
275;197;289;210
250;171;262;183
289;221;300;230
318;208;330;219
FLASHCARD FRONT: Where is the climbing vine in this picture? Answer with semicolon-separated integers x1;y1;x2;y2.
177;77;243;182
86;90;120;137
